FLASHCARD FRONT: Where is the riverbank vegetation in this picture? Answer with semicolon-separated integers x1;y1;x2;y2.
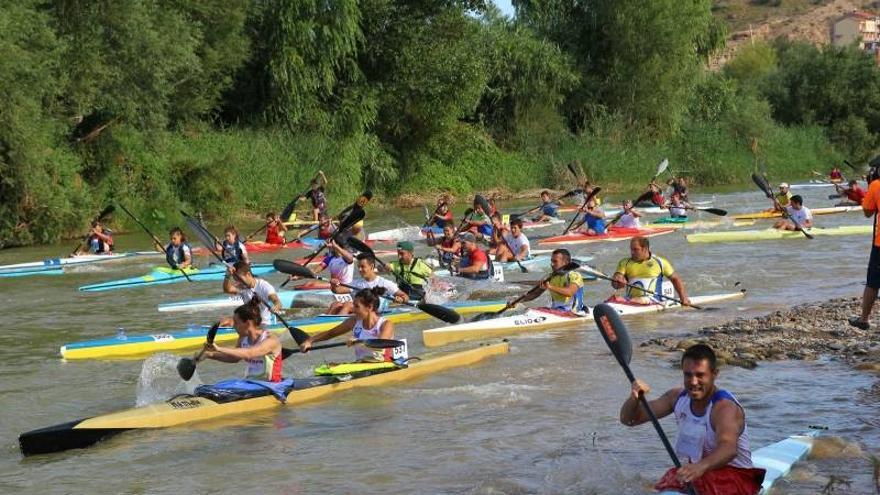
1;0;876;246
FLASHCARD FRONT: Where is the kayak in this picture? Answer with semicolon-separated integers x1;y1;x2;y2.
61;300;508;360
0;265;64;278
645;217;756;230
157;288;332;313
537;227;675;246
686;225;872;243
558;200;713;215
422;292;746;347
22;342;509;456
731;205;860;220
658;430;818;495
0;251;162;273
243;238;324;253
368;218;569;242
78;264;277;292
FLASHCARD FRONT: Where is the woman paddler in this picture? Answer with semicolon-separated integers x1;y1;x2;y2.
204;298;284;382
264;212;287;245
299;288;396;363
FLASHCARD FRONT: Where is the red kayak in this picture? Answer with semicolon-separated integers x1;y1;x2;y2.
537;226;675;245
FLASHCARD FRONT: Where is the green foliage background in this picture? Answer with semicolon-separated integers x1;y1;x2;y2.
0;0;873;247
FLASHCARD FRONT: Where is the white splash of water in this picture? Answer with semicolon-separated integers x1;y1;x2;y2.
135;353;202;407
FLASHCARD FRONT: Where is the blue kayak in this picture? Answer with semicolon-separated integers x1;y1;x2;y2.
0;265;64;278
78;264;276;292
157;288;333;312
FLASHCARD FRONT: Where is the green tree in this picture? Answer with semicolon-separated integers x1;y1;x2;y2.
724;41;777;88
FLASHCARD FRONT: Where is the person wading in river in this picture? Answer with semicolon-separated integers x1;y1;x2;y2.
619;344;766;494
850;164;880;330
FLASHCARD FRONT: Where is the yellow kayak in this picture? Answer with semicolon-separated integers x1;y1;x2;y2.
731;206;860;220
687;225;872;243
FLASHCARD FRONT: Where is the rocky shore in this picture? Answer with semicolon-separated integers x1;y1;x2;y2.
643;297;880;372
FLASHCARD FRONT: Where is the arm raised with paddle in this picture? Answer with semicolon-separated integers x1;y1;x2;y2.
471;261;580;321
562;187;602;235
117;204;194;283
71;205;115;256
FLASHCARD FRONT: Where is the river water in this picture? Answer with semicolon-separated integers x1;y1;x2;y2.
1;184;878;494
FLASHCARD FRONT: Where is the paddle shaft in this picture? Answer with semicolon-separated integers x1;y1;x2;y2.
494;226;527;273
118;204;193;282
181;211;309;343
563;187;602;234
588;269;702;310
71;206;115;256
754;175;813;239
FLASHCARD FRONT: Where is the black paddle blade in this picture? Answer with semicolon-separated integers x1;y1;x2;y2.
416;302;461;324
463;207;474;217
181;210;219;250
337;206;365;233
287;326;310;345
273;259;316;278
206;323;220;344
751;173;773;199
470;310;505;322
345;236;372;255
567;161;582;179
177;358;196;381
592;303;633;369
96;205;116;221
633;190;654;206
700;207;727;216
280;195;302;222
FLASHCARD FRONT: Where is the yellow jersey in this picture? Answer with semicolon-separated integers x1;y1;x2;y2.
614;255;674;299
775;191;792;207
548;270;585;311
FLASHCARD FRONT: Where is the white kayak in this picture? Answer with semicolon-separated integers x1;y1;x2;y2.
157;288;333;313
0;251;162;273
658;430;818;495
422;292;746;347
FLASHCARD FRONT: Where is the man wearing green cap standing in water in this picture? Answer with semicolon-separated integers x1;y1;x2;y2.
387;241;434;300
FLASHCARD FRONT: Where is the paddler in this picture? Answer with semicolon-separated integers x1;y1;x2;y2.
666;192;691;219
768;182;792;212
645;180;665;207
223;261;281;326
264;212;287;245
616;200;642;229
610;236;690;306
849;164;880;330
576;197;607;235
432;224;461;266
299;288;398;363
468;198;493;240
218;226;250;265
620;344;765;494
540;249;586;314
301;171;328;221
285;238;354;303
82;221;114;254
532;190;560;222
165;227;193;270
337;190;372;240
327;253;407;315
667;176;690;201
204;299;284;382
772;194;812;231
456;232;492;279
830;165;843;183
837;179;866;206
387;241;433;300
495;217;531;262
428;201;454;229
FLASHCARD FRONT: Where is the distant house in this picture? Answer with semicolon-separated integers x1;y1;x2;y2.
832;11;879;49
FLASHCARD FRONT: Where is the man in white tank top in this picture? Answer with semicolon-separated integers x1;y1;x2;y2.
618;344;766;494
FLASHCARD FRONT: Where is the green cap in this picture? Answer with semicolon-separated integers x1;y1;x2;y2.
396;241;414;252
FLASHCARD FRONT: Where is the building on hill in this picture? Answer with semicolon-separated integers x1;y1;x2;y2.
832;11;879;50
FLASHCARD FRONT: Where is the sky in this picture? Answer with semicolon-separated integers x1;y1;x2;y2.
494;0;515;17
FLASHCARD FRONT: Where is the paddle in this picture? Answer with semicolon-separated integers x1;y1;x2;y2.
71;205;116;256
751;173;813;240
689;207;726;217
180;210;313;346
592;304;698;495
118;204;193;283
513;189;579;217
453;207;475;235
654;158;669;178
273;260;461;323
280;337;404;359
470;261;580;321
567;161;583;181
562;187;602;235
422;201;447;230
580;266;705;310
298;205;366;267
178;322;220;380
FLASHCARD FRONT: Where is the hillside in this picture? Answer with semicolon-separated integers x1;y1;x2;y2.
711;0;875;67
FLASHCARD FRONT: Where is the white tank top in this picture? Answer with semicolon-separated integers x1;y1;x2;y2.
326;255;354;284
672;389;753;468
352;316;387;361
240;330;276;379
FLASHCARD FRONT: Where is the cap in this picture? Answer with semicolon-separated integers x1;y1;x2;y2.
779;182;789;188
459;232;476;243
396;240;414;252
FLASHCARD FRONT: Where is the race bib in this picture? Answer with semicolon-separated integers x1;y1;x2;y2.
333;293;353;303
388;338;409;361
